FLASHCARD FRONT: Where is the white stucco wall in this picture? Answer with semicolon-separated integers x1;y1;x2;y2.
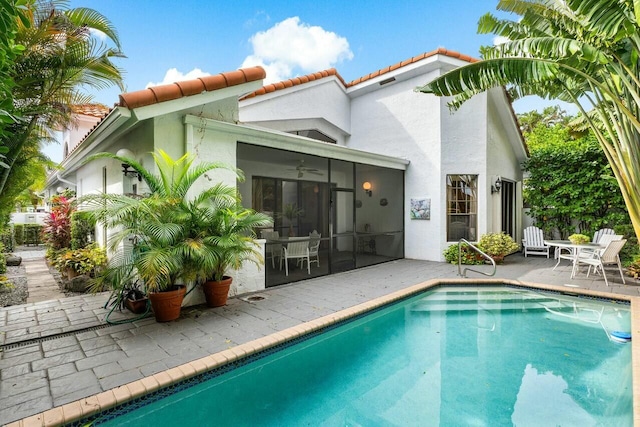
349;71;446;261
240;77;351;142
439;94;488;256
64;114;103;155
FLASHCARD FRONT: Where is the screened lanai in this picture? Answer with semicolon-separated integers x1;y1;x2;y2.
237;143;405;287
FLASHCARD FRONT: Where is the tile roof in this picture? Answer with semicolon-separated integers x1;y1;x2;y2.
241;48;479;100
345;48;478;87
240;69;346;100
70;103;111;118
118;66;266;109
63;67;266;161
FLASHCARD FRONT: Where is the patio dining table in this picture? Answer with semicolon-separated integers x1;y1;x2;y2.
544;240;604;279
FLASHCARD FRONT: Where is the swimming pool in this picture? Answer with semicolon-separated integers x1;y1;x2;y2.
82;285;632;426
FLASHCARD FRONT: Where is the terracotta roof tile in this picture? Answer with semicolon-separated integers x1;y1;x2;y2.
240;68;346;100
345;48;479;87
175;79;205;96
70;103;111;118
118;66;266;109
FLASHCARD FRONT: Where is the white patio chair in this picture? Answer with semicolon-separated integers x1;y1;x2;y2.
281;241;310;276
576;234;623;274
308;231;321;267
593;228;615;243
262;230;281;268
574;239;627;286
522;226;549;257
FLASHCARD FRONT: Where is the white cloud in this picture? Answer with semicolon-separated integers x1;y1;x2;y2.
146;68;211;88
89;28;107;41
242;17;353;84
494;36;510;45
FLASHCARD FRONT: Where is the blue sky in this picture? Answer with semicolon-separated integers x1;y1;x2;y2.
47;0;572;161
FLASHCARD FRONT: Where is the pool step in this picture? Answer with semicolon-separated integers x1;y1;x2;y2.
410;298;577;314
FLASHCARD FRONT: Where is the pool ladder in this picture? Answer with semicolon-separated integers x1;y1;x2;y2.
457;238;497;278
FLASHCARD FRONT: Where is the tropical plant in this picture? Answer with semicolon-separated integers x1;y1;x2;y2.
443;242;484;265
477;232;519;257
0;0;29;152
53;243;106;277
43;194;74;250
417;0;640;242
279;203;304;236
0;1;124;226
81;149;272;293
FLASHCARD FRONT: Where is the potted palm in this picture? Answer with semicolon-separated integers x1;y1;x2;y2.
280;203;304;237
199;204;272;307
82;149;251;321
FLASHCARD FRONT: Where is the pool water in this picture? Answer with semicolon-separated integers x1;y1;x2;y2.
99;286;632;426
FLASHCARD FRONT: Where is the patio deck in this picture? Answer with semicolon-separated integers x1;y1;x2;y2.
1;253;639;424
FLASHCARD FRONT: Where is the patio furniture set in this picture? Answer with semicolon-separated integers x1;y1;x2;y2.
523;226;627;286
262;230;321;276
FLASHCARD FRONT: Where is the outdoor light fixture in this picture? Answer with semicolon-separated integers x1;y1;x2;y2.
363;181;372;197
116;148;142;181
491;176;502;194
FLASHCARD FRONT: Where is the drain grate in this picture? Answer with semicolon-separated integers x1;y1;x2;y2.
241;293;268;303
0;323;114;351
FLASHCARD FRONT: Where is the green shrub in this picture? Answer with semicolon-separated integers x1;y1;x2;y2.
23;224;43;245
443;242;484;265
13;223;24;245
0;227;13;252
0;243;6;274
71;211;96;250
477;232;519;257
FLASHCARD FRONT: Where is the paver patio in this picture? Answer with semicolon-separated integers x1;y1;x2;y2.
1;254;639;424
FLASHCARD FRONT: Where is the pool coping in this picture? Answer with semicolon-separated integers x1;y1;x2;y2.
7;278;639;426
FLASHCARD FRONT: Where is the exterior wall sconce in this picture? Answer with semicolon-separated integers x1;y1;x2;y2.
491;176;502;194
363;181;372;197
116;148;142;181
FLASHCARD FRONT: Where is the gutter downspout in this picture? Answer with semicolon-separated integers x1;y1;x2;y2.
55;171;77;188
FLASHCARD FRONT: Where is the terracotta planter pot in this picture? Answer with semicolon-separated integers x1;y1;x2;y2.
125;297;149;314
202;276;232;308
491;254;505;264
148;285;186;322
66;268;80;280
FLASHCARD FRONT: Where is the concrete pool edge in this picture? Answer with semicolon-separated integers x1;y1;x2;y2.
7;278;639;426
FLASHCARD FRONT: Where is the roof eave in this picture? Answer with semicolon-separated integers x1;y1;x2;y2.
47;107;133;185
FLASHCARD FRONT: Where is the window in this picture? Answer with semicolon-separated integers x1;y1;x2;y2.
288;129;336;144
447;175;477;241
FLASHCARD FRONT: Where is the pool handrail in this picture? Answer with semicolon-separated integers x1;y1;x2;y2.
457;238;497;278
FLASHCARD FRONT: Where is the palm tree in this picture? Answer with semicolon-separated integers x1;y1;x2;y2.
0;1;124;197
417;0;640;240
82;150;272;293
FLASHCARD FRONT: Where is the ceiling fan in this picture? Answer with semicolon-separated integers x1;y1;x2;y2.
287;160;323;178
